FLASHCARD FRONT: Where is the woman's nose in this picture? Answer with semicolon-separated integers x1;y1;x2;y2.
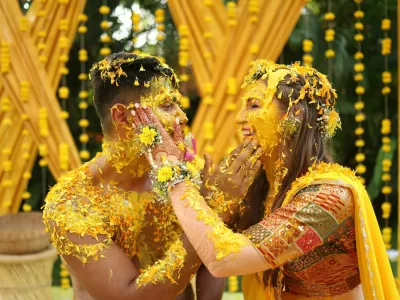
235;108;246;124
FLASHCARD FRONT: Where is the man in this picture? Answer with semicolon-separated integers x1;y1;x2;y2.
43;52;226;300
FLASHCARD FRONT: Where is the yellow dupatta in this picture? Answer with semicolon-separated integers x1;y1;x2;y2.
242;163;399;300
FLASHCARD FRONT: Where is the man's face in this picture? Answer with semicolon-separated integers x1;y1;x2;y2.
140;77;188;135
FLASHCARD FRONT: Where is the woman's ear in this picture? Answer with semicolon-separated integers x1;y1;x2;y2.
110;103;129;124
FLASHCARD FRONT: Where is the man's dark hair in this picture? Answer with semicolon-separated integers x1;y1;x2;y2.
90;52;178;131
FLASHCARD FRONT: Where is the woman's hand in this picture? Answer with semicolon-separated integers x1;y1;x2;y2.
131;104;184;166
203;140;262;198
201;140;263;222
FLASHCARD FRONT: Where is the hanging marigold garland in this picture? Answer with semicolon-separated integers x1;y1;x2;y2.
1;96;13;209
225;2;238;113
379;0;393;250
302;0;313;65
57;0;72;289
155;8;166;63
57;0;70;171
131;11;141;51
0;38;12;209
21;128;32;212
201;0;217;154
228;275;239;293
16;0;34;210
77;14;90;161
58;0;70;122
352;0;366;183
178;25;190;110
248;0;259;58
99;0;111;57
324;0;335;79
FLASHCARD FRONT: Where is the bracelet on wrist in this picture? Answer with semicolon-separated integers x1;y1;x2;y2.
151;160;201;203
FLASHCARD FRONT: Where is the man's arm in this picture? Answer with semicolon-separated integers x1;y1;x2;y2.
62;232;201;300
196;264;226;300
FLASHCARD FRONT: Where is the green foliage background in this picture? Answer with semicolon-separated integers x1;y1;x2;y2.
20;0;399;284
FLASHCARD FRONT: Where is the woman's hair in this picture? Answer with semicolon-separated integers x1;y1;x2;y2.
243;71;334;287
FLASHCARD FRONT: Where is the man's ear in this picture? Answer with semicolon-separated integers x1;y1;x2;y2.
110;103;129;124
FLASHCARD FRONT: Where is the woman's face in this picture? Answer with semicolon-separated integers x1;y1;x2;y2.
236;80;283;156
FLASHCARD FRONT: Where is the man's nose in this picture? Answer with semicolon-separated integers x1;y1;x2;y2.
176;107;188;124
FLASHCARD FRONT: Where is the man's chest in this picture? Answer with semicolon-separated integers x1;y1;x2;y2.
111;193;182;259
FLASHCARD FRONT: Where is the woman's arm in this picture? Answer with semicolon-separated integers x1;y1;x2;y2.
170;181;270;277
171;182;355;277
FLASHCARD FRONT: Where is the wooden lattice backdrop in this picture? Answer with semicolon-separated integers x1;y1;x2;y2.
0;0;85;214
0;0;304;214
168;0;306;159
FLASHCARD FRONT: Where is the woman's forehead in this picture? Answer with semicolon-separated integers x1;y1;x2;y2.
244;81;267;98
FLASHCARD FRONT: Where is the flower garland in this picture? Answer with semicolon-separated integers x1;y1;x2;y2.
131;11;141;51
56;0;70;180
178;25;190;110
204;121;215;154
99;1;111;57
324;0;335;79
155;8;165;62
2;150;12;207
302;1;313;65
21;128;32;212
202;0;214;62
1;97;12;208
353;0;366;184
59;143;69;171
77;14;90;161
225;1;238;104
38;106;49;223
58;8;70;120
228;275;239;293
200;1;217;153
60;262;70;289
1;41;10;73
20;15;29;32
379;0;393;250
36;1;47;64
225;2;239;124
227;1;237;28
249;0;259;57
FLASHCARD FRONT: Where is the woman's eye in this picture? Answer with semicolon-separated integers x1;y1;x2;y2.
251;104;259;109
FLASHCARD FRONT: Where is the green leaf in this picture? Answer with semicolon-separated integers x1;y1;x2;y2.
367;139;397;201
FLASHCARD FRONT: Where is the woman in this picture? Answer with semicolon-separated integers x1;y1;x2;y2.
131;60;398;299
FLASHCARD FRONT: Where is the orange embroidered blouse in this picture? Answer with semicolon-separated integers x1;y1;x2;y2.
244;184;360;297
